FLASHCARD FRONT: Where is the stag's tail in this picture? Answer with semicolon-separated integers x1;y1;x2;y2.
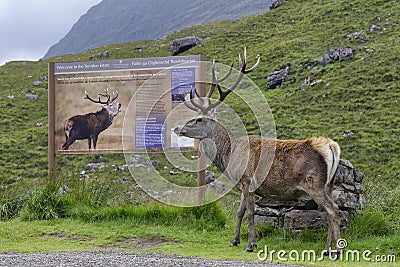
309;137;341;188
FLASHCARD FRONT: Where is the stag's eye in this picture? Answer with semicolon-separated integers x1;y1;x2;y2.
196;118;203;123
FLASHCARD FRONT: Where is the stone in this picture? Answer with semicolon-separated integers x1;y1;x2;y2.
255;197;296;208
86;162;106;171
345;31;362;40
169;36;202;56
354;182;364;194
255;207;281;217
293;196;319;210
32;81;42;86
254;215;279;227
370;25;381;32
270;0;285;9
266;66;289;89
146;160;160;166
26;93;38;100
284;210;328;229
332;190;362;209
318;48;353;66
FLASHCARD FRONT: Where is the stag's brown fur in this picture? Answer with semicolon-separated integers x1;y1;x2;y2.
176;116;341;254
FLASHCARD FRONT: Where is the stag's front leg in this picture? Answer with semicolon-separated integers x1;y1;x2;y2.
231;192;247;247
87;138;92;150
245;190;257;252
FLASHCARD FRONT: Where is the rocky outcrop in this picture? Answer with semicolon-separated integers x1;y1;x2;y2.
319;48;353;66
266;66;289;89
255;159;364;230
169;36;202;56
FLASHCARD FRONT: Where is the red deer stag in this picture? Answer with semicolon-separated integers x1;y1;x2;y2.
62;88;121;150
174;48;341;254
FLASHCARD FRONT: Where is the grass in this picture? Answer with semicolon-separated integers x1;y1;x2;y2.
0;0;399;265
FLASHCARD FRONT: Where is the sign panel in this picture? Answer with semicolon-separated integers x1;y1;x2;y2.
49;55;205;154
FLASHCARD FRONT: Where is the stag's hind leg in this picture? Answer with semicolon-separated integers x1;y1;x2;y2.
244;190;257;252
302;181;341;255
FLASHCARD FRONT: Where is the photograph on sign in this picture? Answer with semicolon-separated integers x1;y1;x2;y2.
51;55;203;154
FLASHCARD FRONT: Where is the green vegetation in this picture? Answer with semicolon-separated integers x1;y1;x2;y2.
0;0;399;265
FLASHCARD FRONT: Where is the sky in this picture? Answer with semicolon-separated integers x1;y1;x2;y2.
0;0;102;66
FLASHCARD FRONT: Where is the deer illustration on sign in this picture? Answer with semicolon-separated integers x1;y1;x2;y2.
174;48;342;254
62;88;121;150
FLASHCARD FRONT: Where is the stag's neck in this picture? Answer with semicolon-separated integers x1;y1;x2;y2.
98;108;114;128
201;123;233;173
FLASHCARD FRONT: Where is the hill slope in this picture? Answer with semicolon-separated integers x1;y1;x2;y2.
44;0;271;58
1;0;399;228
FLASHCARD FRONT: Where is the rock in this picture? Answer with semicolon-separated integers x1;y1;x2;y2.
300;77;310;90
332;190;361;209
255;197;297;208
146;160;160;166
205;170;216;183
25;93;38;100
255;207;281;217
266;66;289;89
119;178;130;184
169;36;202;56
318;48;353;66
354;182;364;193
270;0;285;9
345;31;362;40
128;155;141;165
7;95;14;100
86;162;107;171
284;210;328;229
293;196;319;210
208;180;226;194
116;165;129;171
255;215;279;227
369;25;381;32
310;79;322;86
32;81;42;86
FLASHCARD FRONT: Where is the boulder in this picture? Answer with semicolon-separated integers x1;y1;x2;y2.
32;81;42;86
319;48;353;66
284;210;351;229
25;93;38;100
266;66;289;89
270;0;285;9
169;36;202;56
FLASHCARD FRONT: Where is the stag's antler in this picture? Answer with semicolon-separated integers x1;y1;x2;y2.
184;47;260;115
84;88;118;105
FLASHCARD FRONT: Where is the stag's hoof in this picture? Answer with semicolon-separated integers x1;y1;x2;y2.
230;240;240;246
244;243;257;252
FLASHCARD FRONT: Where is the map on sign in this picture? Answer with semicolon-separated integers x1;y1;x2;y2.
50;55;204;154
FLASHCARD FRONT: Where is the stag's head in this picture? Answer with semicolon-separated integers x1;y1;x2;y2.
174;47;260;140
84;88;121;118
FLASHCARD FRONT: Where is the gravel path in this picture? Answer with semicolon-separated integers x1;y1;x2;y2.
0;252;300;267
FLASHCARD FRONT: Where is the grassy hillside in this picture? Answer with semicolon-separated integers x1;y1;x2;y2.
0;0;399;263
